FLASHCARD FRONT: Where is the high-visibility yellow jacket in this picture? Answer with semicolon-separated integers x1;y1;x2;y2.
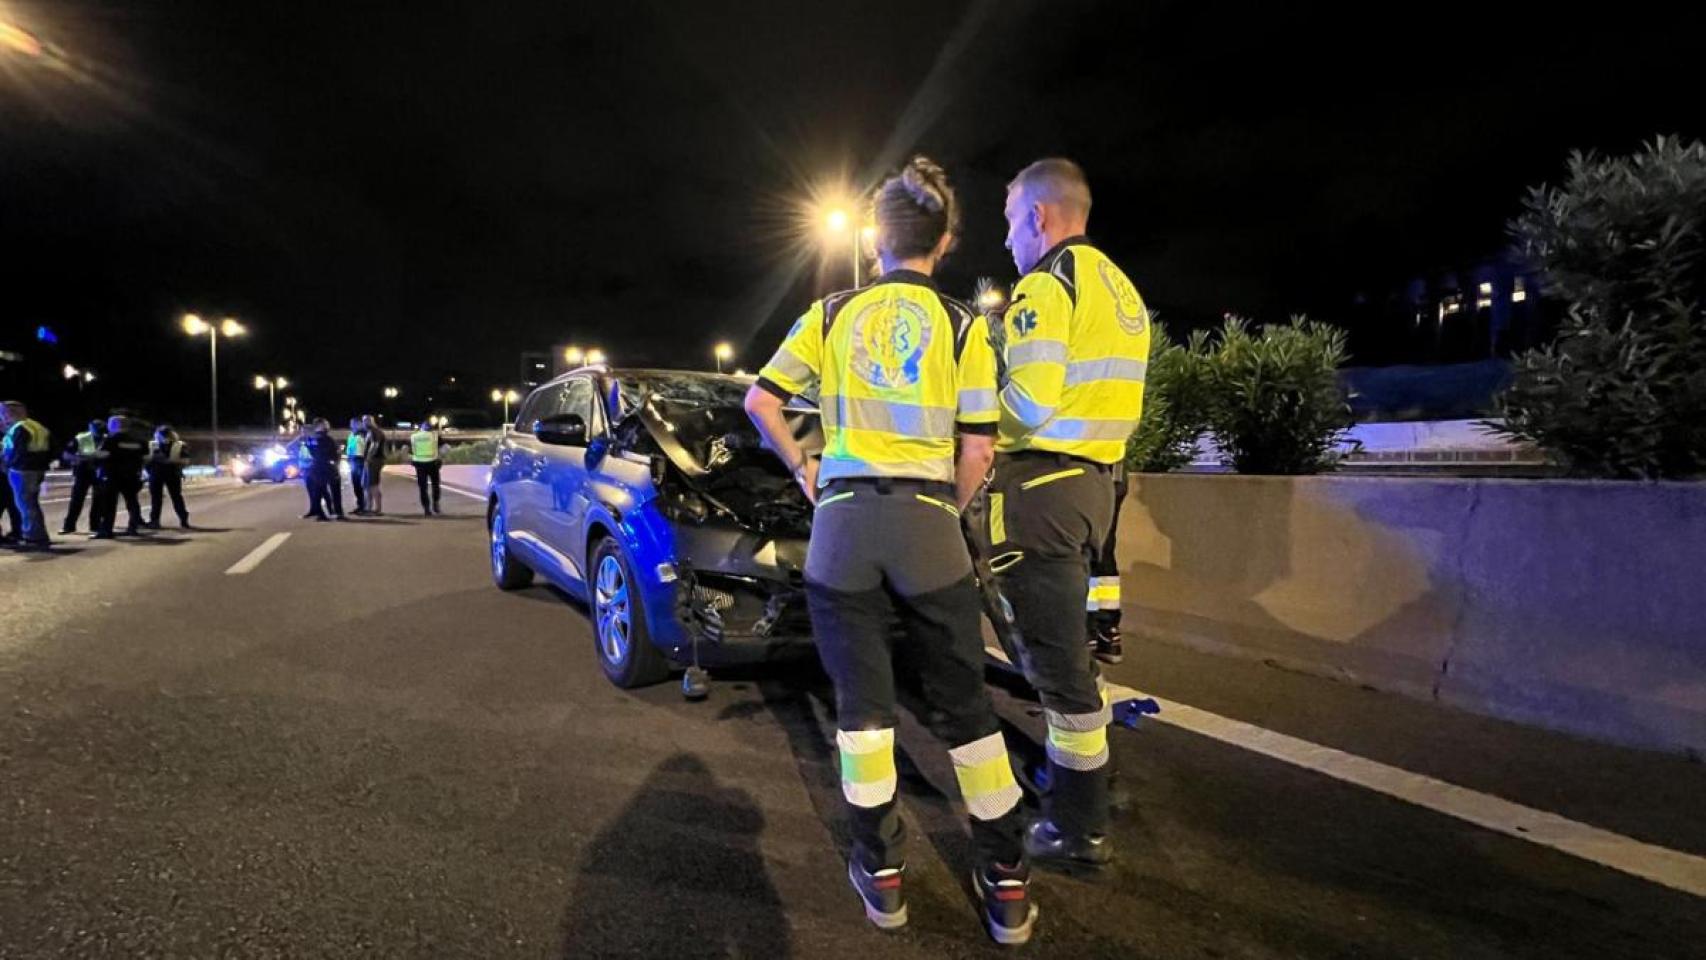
758;269;998;485
409;430;440;463
997;236;1150;464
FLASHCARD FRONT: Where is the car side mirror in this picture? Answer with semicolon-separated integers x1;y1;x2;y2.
537;413;588;447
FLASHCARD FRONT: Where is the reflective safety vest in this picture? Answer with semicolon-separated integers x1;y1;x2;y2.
345;432;369;460
4;418;52;471
409;430;439;463
756;269;998;485
149;439;188;465
996;236;1150;464
76;431;100;457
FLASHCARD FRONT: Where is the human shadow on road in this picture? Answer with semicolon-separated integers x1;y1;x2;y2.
557;752;791;959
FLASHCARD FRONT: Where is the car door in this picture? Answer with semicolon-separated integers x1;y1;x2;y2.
538;375;599;589
495;382;563;568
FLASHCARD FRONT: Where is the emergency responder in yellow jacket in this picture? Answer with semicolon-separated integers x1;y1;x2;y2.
409;422;441;516
60;419;107;534
2;400;54;548
145;425;192;529
990;158;1150;869
745;157;1036;946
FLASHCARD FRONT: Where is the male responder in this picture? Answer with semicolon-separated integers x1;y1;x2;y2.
409;420;441;516
145;425;192;529
90;415;146;539
745;156;1035;946
989;159;1150;869
304;419;347;521
61;418;108;534
2;400;54;549
290;425;319;518
345;417;370;515
1086;465;1130;663
363;415;387;516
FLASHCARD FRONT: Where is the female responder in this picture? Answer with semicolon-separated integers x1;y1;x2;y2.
745;156;1035;946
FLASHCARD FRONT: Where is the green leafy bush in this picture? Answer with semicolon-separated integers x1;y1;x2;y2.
1126;317;1352;475
1201;317;1354;475
1125;325;1211;472
1494;136;1706;479
440;438;499;465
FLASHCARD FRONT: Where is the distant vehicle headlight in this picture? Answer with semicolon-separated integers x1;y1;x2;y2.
261;445;288;466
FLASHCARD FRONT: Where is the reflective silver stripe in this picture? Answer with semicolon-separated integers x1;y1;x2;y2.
957;388;997;418
1000;383;1055;430
1034;418;1137;442
1006;339;1069;368
1045;704;1113;732
1065;357;1147;387
819;457;954;484
830;396;956;438
764;349;814;387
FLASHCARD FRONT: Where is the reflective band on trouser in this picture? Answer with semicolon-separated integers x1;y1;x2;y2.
1086;576;1121;612
838;728;898;808
988;492;1006;545
948;731;1022;821
1045;703;1112;771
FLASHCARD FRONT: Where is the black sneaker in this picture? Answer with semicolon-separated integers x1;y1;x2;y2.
846;859;907;931
1089;623;1123;665
1023;818;1113;870
972;862;1037;946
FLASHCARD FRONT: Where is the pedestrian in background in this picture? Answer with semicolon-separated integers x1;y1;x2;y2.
362;415;386;516
145;424;192;529
409;420;441;516
60;418;107;534
2;400;54;549
91;415;146;539
988;158;1150;870
745;157;1035;945
345;417;370;515
304;418;347;521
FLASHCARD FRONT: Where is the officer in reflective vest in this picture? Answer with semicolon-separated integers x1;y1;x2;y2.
746;157;1036;946
409;422;441;516
345;417;370;515
91;415;146;539
990;159;1150;870
2;400;54;548
145;425;192;529
60;419;108;534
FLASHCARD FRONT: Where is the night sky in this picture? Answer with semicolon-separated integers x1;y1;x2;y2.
3;0;1702;427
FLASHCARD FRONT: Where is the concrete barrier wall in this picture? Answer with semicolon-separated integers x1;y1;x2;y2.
1119;474;1706;756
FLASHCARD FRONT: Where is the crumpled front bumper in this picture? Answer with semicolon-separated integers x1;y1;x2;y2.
661;523;813;658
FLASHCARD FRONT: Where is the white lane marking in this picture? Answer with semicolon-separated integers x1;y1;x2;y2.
440;484;486;501
1146;695;1706;898
224;532;291;575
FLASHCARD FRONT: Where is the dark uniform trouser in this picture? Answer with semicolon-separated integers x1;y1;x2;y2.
806;478;1026;873
0;472;18;537
1088;473;1130;633
303;469;325;516
348;460;367;512
147;466;189;525
64;466;97;531
314;466;344;517
988;453;1116;837
94;474;143;535
413;460;441;512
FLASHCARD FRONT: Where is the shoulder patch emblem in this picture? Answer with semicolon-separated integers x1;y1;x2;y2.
1098;260;1147;336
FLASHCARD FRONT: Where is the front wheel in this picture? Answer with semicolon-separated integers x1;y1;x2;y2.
590;536;669;688
489;497;534;590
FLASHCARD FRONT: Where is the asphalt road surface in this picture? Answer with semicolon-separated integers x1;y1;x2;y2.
2;473;1703;959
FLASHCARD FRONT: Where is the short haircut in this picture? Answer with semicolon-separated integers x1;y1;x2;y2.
1008;158;1092;218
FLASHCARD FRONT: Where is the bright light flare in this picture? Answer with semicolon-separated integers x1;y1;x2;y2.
62;363;79;379
585;348;607;365
181;313;208;336
824;208;849;234
0;19;44;58
713;342;734;361
563;345;585;366
220;317;244;337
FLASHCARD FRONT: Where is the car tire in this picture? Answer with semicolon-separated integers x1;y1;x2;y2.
489;497;534;590
590;535;669;689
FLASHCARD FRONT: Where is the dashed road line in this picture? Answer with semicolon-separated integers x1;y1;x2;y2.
225;532;291;575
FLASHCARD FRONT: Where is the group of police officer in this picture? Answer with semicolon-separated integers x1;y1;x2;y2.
289;415;444;521
0;405;195;550
745;156;1148;946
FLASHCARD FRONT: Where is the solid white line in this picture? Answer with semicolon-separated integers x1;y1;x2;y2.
224;532;291;575
440;484;486;501
1146;695;1706;899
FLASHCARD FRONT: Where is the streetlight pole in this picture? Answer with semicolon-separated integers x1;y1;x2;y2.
184;314;245;466
714;342;733;374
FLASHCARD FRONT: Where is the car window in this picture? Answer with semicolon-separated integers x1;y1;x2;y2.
512;385;560;435
560;378;597;430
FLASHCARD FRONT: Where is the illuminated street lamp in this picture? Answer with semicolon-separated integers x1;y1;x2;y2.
818;200;872;287
62;364;95;393
254;374;287;428
585;348;607;366
563;345;585;367
382;386;400;399
490;387;520;422
182;313;245;464
713;341;734;373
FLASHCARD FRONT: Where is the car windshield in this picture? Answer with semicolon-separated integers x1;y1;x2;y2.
614;372;752;412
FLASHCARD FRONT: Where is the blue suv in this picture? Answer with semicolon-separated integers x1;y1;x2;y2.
486;368;820;688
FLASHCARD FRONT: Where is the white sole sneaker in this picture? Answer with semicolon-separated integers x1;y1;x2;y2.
848;860;908;930
972;870;1037;946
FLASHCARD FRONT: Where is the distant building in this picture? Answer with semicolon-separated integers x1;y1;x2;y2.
1344;255;1559;367
519;351;552;389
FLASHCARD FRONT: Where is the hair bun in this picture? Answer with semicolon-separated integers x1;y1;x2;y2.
900;156;949;214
